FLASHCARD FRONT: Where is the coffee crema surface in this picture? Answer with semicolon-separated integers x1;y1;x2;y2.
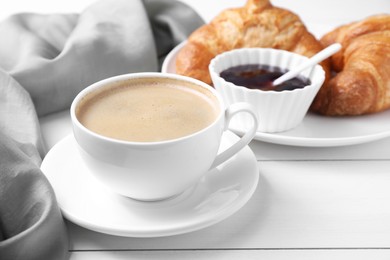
76;78;220;142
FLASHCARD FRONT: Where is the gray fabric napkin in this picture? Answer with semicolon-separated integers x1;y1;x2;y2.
0;0;203;259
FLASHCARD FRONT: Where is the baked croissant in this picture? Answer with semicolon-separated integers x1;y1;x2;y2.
175;0;330;85
311;14;390;116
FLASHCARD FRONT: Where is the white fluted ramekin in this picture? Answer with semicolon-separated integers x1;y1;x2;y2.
209;48;325;133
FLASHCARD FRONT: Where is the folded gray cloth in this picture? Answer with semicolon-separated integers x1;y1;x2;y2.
0;0;203;259
0;0;203;117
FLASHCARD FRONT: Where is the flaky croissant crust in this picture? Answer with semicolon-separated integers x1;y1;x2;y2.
175;0;329;85
312;14;390;116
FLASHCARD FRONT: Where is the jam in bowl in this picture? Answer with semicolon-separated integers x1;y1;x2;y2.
219;64;311;92
209;48;325;133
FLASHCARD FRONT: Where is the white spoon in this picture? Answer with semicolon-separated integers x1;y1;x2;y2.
272;43;342;86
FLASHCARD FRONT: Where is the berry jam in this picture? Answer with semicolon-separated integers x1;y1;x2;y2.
220;64;311;91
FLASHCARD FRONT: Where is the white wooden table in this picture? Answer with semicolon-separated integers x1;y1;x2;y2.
5;0;390;259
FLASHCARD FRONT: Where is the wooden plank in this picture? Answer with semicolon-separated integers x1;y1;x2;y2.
68;161;390;250
249;137;390;161
69;249;390;260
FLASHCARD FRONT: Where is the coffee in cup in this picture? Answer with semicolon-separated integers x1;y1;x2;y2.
75;78;220;142
71;72;258;201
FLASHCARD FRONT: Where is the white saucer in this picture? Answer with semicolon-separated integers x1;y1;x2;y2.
163;41;390;147
41;131;259;237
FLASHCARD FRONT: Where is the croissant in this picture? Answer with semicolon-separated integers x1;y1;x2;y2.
311;14;390;116
175;0;330;85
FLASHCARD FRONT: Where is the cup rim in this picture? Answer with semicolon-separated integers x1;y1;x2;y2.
208;47;325;95
70;72;225;146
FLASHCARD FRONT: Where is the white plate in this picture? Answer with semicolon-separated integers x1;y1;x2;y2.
163;41;390;147
41;131;259;237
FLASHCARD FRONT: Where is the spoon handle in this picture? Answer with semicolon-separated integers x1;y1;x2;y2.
273;43;342;86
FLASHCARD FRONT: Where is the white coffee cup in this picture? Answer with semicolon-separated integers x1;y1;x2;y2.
71;72;258;201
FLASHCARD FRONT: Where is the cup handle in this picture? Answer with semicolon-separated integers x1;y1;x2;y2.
210;102;258;169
